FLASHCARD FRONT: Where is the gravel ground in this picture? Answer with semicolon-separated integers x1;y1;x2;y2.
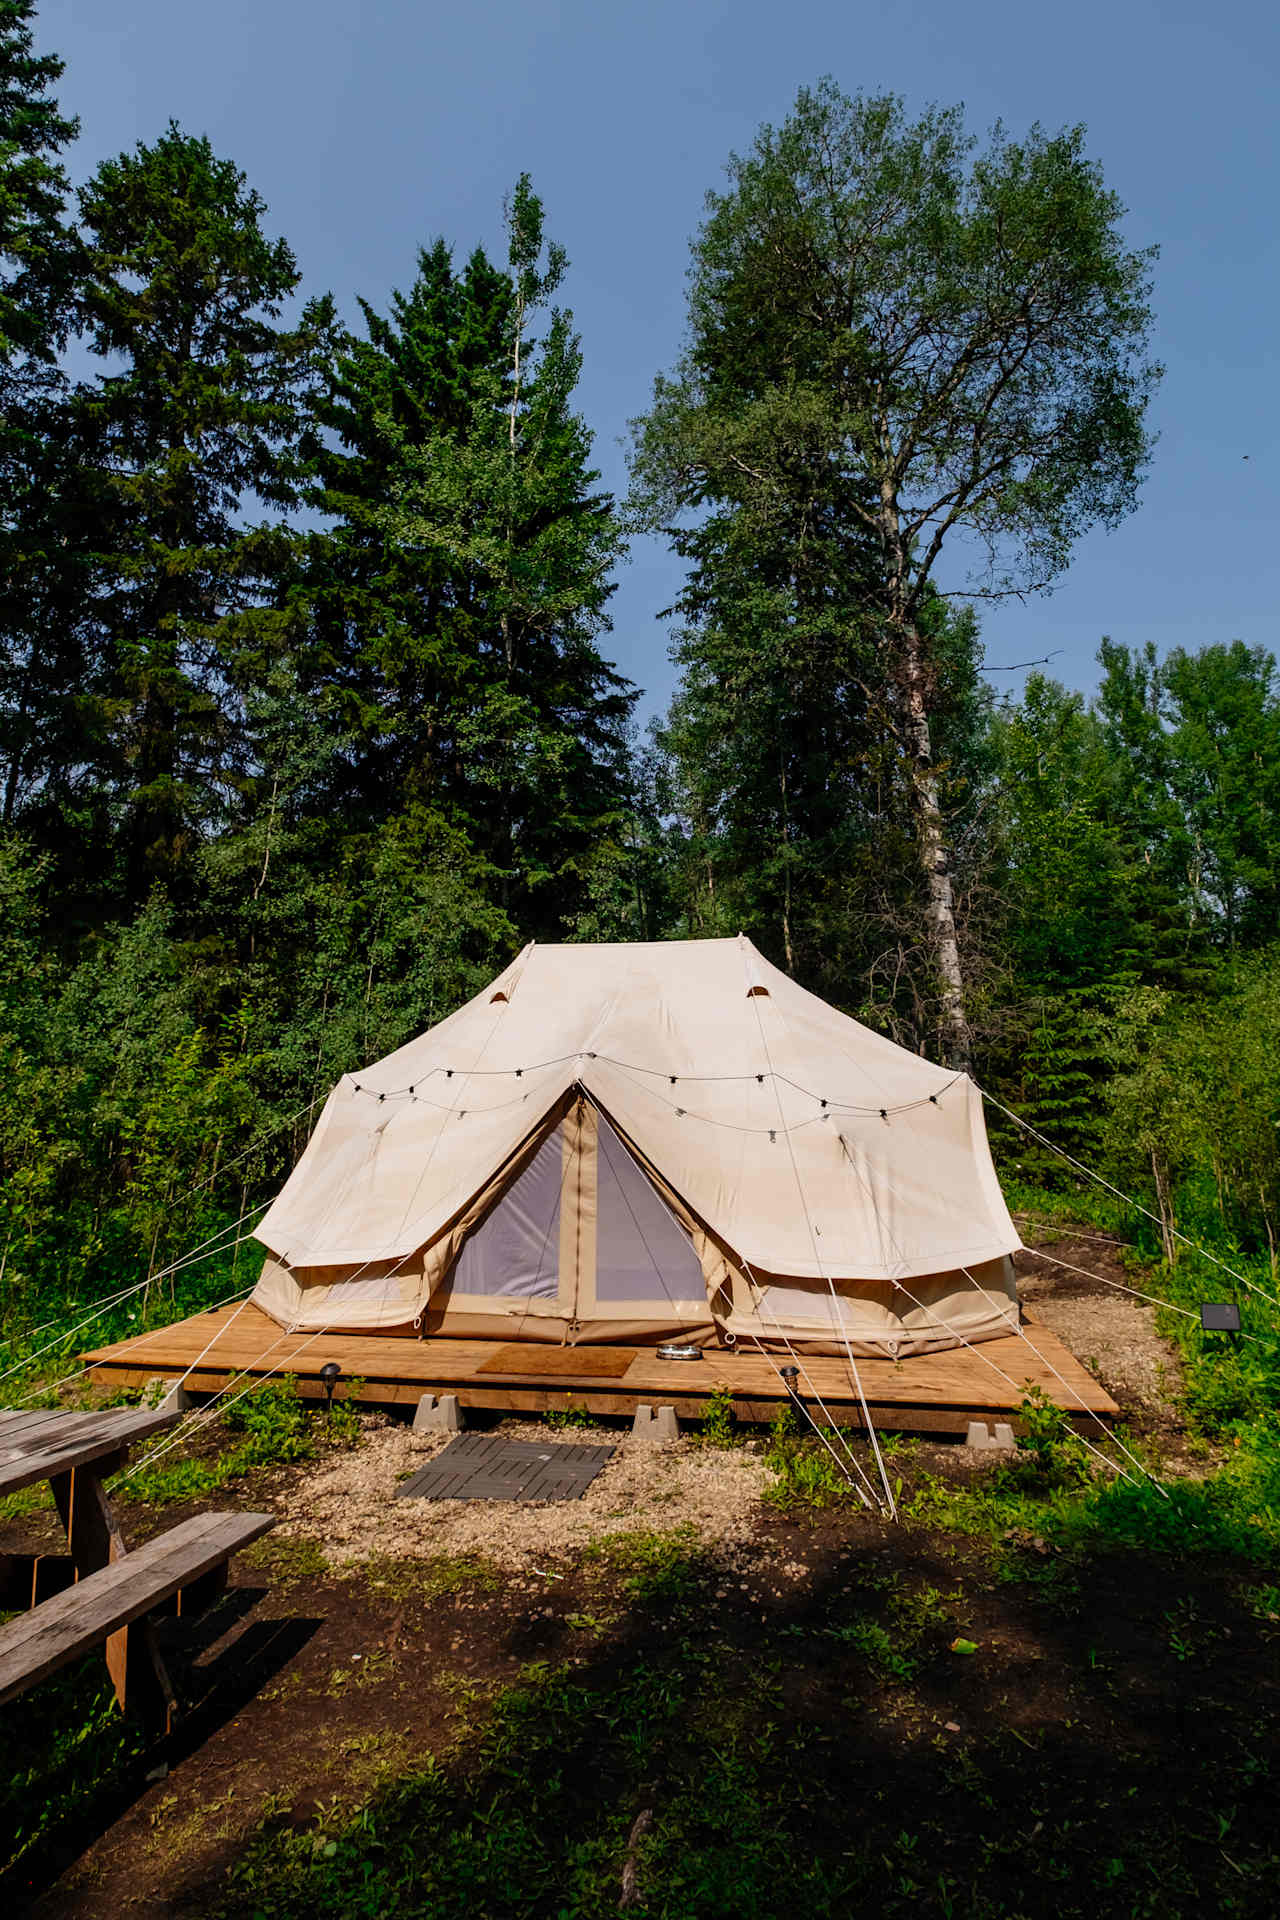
276;1417;770;1569
269;1231;1190;1567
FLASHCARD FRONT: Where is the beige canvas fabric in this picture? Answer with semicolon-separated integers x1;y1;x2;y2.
252;936;1022;1350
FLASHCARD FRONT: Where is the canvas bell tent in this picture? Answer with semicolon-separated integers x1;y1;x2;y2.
251;936;1022;1356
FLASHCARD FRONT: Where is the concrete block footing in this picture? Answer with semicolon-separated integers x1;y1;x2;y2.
145;1376;192;1414
413;1392;464;1433
631;1403;680;1443
965;1420;1016;1452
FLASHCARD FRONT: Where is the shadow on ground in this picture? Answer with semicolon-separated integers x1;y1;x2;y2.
10;1501;1279;1920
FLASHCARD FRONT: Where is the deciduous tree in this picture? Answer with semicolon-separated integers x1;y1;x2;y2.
635;82;1160;1065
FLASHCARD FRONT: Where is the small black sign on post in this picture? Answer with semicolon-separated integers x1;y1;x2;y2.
1200;1302;1242;1333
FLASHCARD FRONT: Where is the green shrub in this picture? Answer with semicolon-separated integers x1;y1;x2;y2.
322;1375;366;1447
222;1374;314;1465
764;1405;859;1511
698;1384;735;1448
1013;1384;1091;1488
1182;1350;1270;1438
543;1398;597;1430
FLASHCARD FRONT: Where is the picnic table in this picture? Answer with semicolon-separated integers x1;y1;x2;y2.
0;1405;273;1729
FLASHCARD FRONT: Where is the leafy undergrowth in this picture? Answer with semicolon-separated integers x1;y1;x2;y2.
121;1375;365;1505
0;1661;143;1880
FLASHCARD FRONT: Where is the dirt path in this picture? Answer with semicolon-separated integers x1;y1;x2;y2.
1013;1225;1186;1435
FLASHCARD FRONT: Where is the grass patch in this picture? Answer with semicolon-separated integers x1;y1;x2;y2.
242;1534;331;1585
762;1404;865;1513
697;1384;736;1448
0;1480;53;1524
582;1526;702;1603
906;1384;1280;1567
357;1552;501;1606
542;1399;598;1430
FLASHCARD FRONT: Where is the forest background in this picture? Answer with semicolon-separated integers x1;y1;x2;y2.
1;0;1278;1356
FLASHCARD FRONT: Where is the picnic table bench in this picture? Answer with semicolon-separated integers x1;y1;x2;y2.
0;1405;274;1729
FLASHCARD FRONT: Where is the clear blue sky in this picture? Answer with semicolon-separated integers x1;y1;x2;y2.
36;0;1280;722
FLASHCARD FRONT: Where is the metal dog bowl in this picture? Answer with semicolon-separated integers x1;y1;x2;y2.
656;1342;703;1362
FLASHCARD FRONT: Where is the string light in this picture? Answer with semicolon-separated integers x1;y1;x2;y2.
340;1055;962;1118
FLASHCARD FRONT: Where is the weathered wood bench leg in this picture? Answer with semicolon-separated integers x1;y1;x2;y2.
0;1552;77;1609
51;1459;176;1728
125;1619;178;1736
175;1560;228;1619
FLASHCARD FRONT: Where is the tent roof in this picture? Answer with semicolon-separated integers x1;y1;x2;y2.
255;935;1020;1282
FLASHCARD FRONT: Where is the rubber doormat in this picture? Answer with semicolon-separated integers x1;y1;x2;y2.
394;1433;616;1503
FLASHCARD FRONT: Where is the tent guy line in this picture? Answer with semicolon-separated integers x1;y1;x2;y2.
110;1112;465;1479
956;1268;1164;1492
742;1325;877;1506
740;1281;884;1504
812;1095;1154;1489
809;1075;1160;1490
981;1089;1280;1315
917;1269;1150;1491
1023;1245;1280;1355
1022;1245;1202;1323
0;1206;264;1392
109;1321;323;1490
746;946;899;1520
0;1089;328;1392
3;1280;260;1411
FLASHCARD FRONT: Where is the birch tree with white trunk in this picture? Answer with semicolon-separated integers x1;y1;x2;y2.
632;83;1160;1070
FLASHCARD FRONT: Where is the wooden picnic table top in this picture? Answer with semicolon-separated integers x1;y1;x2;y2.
0;1404;181;1498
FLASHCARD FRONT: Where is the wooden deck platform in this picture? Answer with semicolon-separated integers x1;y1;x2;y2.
81;1304;1118;1436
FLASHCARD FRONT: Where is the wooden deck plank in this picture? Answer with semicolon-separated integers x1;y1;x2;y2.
81;1303;1118;1428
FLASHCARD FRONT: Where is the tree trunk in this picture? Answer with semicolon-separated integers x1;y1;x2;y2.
778;746;796;973
1151;1149;1177;1267
901;620;972;1073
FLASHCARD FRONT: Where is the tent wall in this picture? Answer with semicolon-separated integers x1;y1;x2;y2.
718;1255;1018;1358
253;1088;1017;1355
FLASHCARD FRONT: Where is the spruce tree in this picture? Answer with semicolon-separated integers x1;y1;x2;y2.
71;122;335;903
0;0;77;395
0;0;86;849
306;182;634;936
306;238;511;817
